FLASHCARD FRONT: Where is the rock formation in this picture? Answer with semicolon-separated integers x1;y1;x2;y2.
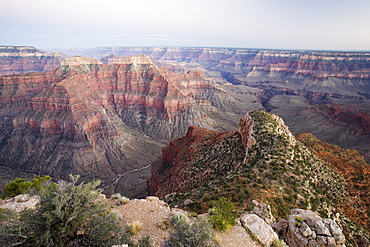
0;55;247;197
250;200;276;225
0;194;40;212
240;213;278;246
56;46;370;163
0;46;66;76
273;209;346;247
151;111;370;243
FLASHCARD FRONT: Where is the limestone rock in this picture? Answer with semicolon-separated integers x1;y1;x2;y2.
315;220;332;236
283;209;346;247
0;194;40;212
237;113;256;163
300;222;313;237
328;221;346;244
251;200;276;224
0;46;65;76
308;239;320;247
183;199;193;206
61;55;103;66
240;213;278;247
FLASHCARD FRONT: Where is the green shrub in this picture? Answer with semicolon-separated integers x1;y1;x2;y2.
209;197;237;231
166;213;216;247
137;236;152;247
295;216;303;222
0;175;54;199
273;238;289;247
0;175;132;247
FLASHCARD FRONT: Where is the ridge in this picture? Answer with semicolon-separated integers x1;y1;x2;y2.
150;111;370;242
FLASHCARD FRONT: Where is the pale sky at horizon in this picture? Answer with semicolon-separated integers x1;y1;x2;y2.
1;0;369;51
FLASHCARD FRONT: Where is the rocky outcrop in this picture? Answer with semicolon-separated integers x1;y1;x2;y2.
0;46;66;76
0;194;40;212
251;200;276;225
151;111;369;242
237;113;256;163
274;209;346;247
240;213;278;247
150;126;237;196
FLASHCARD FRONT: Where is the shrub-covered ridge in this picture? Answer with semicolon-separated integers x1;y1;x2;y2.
151;111;369;243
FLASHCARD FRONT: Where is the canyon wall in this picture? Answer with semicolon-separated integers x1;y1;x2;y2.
75;47;370;161
0;46;66;76
0;55;248;197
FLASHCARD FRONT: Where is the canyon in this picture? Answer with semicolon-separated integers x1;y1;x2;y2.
55;46;370;162
1;46;370;245
0;46;65;76
1;46;370;197
0;53;248;197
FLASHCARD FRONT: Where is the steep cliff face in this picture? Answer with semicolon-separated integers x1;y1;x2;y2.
0;46;66;76
57;47;370;162
313;103;370;134
0;55;247;197
151;111;370;240
61;47;370;88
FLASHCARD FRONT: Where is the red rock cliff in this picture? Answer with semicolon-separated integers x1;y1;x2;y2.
0;46;66;76
0;55;239;197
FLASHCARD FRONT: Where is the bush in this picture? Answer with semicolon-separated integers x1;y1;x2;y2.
129;220;143;236
273;238;289;247
137;236;152;247
0;175;132;247
209;197;237;231
0;175;54;199
165;213;216;247
0;208;25;245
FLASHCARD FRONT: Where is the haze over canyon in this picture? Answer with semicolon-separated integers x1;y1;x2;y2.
1;46;370;197
1;45;370;245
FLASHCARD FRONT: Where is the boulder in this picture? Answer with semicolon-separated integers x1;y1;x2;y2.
0;194;40;212
283;209;346;247
240;213;278;247
251;200;276;224
300;222;313;237
315;220;331;236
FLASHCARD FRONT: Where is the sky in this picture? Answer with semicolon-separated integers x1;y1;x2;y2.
0;0;370;51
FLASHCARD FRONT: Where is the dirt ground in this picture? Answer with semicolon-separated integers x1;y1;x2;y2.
113;196;258;247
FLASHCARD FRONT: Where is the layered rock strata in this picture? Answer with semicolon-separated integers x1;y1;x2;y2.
0;46;66;76
0;55;245;197
58;47;370;162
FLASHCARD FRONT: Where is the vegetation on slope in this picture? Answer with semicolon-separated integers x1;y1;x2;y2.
296;133;370;234
159;111;369;242
164;111;346;216
0;175;150;247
